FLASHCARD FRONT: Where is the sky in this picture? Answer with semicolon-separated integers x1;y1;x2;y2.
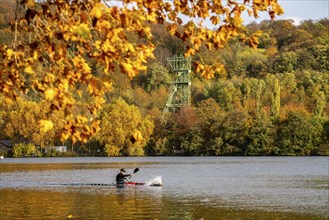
243;0;329;25
109;0;329;26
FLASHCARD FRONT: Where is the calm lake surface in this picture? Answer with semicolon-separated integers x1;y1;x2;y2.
0;157;328;220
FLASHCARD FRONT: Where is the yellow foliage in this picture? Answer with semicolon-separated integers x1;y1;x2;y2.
26;0;35;8
59;79;69;92
39;120;54;133
266;47;278;57
44;88;57;101
105;144;121;157
249;31;263;49
24;66;34;74
120;62;134;76
131;130;143;144
102;39;116;53
44;74;56;83
103;82;112;91
70;23;91;39
77;115;88;123
0;0;284;143
90;4;103;19
6;49;14;59
96;98;154;156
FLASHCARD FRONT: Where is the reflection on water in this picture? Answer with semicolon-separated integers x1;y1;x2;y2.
0;188;326;220
0;157;328;219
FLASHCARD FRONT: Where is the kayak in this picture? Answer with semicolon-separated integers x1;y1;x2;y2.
116;181;163;187
86;182;162;187
51;173;163;187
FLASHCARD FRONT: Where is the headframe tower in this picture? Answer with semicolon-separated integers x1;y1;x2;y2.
164;54;191;112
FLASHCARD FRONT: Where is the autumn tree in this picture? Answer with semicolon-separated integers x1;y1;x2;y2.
95;98;154;156
195;98;225;155
134;62;172;93
0;97;60;150
0;0;15;45
0;0;284;143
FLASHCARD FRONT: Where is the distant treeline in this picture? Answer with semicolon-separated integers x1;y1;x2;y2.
0;0;328;156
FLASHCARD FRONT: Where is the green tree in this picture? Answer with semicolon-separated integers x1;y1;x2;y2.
12;143;36;158
276;109;323;155
247;114;277;155
206;79;238;111
219;111;252;155
272;51;298;73
237;48;268;78
134;62;171;93
317;119;329;155
310;42;329;72
180;128;204;155
270;78;281;118
241;81;251;108
314;91;326;117
255;79;265;116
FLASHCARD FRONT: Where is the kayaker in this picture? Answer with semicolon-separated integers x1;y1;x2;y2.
116;168;132;184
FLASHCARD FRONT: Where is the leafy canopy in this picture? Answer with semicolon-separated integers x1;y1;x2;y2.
0;0;283;142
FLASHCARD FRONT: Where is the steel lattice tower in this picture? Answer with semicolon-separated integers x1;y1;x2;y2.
164;54;191;112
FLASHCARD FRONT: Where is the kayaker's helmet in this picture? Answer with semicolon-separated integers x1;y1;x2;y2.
120;168;126;172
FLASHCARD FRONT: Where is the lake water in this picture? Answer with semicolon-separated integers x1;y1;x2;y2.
0;157;328;219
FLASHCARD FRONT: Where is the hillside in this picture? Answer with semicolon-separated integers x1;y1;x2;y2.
0;1;328;156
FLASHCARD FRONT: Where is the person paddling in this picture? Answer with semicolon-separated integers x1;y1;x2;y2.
116;168;133;184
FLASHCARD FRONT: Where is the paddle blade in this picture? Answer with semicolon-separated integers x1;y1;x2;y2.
133;168;139;173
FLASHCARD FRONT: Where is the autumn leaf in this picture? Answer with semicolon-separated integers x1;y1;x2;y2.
120;62;133;75
90;4;103;18
26;0;35;8
91;120;101;134
103;82;112;91
184;47;195;57
59;79;69;92
33;50;38;60
61;132;70;142
24;66;34;74
39;120;54;133
130;130;143;144
195;62;205;73
249;30;262;49
102;39;116;53
6;49;15;59
44;88;57;100
70;23;91;39
0;0;284;143
210;16;220;25
166;24;177;35
72;132;80;144
77;115;88;123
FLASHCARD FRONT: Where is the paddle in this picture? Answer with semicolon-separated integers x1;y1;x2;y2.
128;168;139;179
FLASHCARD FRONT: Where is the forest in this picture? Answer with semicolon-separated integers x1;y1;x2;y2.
0;1;328;157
